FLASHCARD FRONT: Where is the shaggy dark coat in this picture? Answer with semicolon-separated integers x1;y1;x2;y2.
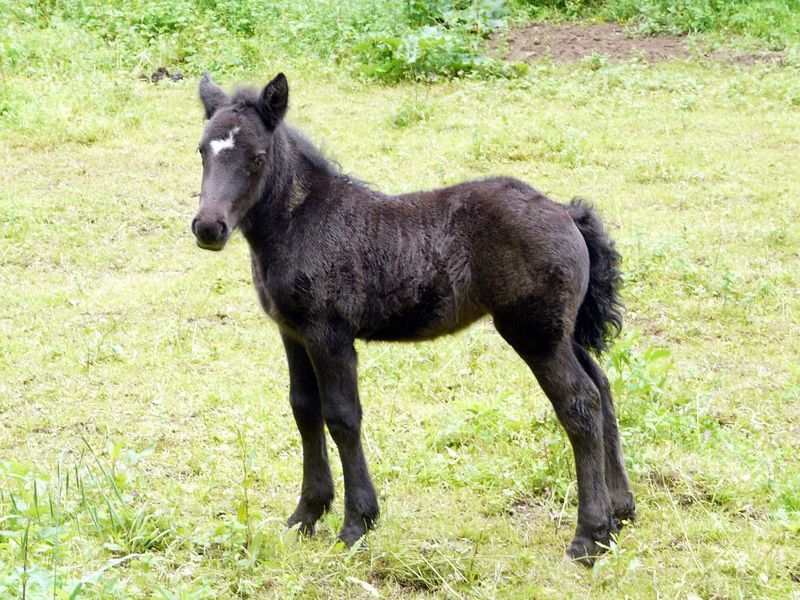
191;72;635;563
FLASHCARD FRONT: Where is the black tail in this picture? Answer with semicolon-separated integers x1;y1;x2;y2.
568;198;623;355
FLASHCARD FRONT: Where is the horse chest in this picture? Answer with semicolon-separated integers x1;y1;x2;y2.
250;259;286;322
250;258;311;331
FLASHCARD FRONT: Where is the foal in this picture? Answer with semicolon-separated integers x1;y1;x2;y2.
191;72;635;562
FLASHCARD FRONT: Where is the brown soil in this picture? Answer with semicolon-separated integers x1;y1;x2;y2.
496;22;786;65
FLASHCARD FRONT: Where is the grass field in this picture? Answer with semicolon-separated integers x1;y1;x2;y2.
2;2;800;599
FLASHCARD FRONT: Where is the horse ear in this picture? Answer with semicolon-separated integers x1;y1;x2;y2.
258;73;288;130
199;72;228;119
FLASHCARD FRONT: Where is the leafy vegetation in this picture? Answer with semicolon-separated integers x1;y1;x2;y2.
2;0;799;87
517;0;800;49
0;0;515;82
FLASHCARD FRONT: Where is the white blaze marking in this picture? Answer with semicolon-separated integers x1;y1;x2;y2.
210;127;240;156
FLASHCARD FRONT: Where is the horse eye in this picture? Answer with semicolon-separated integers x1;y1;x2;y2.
253;153;266;166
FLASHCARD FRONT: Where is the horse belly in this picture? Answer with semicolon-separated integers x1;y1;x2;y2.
358;270;483;342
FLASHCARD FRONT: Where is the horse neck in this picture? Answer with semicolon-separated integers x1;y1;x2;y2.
240;126;333;256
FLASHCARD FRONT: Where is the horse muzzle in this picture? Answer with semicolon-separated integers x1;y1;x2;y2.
191;215;229;251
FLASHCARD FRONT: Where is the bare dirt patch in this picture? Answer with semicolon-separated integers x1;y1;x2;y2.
500;22;689;63
496;22;786;65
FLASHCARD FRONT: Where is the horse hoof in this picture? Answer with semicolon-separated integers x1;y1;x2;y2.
566;536;601;566
338;526;367;548
615;505;637;524
287;512;317;536
611;492;637;527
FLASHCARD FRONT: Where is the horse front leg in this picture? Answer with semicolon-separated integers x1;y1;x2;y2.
305;332;379;546
282;332;334;534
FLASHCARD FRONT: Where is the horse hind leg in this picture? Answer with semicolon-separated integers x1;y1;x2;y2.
496;314;615;563
573;342;636;526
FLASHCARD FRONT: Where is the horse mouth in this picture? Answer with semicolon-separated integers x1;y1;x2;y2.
195;238;227;251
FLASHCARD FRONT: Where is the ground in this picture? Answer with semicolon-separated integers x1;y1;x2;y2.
1;33;800;600
495;22;788;64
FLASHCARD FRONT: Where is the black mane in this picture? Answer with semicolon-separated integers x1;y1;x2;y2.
285;126;342;180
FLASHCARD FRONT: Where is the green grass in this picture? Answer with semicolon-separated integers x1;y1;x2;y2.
2;59;799;597
1;1;800;597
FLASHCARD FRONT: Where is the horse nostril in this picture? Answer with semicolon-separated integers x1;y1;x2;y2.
217;220;228;238
191;217;199;235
